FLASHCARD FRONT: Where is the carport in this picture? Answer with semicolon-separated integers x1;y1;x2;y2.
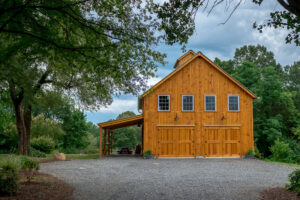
97;115;144;158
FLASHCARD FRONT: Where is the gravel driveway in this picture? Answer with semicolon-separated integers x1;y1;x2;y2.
40;157;298;200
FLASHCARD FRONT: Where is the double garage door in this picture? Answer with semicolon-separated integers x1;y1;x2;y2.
156;126;241;157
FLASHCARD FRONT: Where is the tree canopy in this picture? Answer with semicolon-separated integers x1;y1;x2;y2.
216;44;300;159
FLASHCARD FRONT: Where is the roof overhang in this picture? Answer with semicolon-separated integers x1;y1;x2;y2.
97;115;144;130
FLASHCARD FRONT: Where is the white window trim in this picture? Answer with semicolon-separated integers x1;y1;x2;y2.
204;95;217;111
228;95;240;111
158;95;170;111
182;95;194;111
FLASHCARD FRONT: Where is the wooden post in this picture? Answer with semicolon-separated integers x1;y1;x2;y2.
142;123;144;153
99;126;103;158
108;130;110;155
104;128;107;155
111;131;113;154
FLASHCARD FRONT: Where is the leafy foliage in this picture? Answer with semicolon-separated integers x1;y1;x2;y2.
61;110;89;150
270;140;293;162
144;149;152;156
21;157;39;183
286;169;300;195
0;159;19;195
113;111;141;149
30;136;55;154
216;44;300;161
29;147;46;158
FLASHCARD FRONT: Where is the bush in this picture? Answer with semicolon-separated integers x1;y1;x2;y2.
29;147;46;158
246;149;255;156
144;149;152;156
31;136;55;153
286;169;300;195
254;146;262;159
269;139;293;162
82;146;99;154
0;160;19;195
21;157;39;183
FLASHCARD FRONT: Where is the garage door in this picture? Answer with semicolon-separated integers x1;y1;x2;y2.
157;127;195;157
205;127;241;157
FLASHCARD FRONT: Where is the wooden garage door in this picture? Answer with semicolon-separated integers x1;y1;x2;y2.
205;127;241;157
157;127;195;157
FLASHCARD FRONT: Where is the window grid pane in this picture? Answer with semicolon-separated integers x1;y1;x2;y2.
183;96;193;111
205;96;216;111
229;96;239;111
158;96;170;111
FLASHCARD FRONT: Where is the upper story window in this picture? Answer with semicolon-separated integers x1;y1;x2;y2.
205;95;216;111
158;95;170;111
182;95;194;111
228;95;239;111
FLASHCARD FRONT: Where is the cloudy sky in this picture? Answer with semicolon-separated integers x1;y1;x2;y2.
86;0;300;124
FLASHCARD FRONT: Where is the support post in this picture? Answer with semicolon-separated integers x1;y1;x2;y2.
108;130;111;155
99;126;103;158
111;131;113;154
104;129;107;155
142;123;144;153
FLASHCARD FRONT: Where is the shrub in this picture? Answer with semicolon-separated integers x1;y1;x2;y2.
286;169;300;195
29;147;46;158
269;139;292;162
246;149;255;156
0;160;19;195
144;149;152;156
21;157;39;183
31;136;55;153
254;146;262;159
82;146;99;154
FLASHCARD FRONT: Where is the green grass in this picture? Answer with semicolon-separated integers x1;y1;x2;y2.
262;158;300;167
0;153;99;163
66;153;98;160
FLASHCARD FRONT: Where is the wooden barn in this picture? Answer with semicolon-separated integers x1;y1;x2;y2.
98;50;256;158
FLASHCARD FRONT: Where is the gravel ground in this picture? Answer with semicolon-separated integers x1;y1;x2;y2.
40;157;298;200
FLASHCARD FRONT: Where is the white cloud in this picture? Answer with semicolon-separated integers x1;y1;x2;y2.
98;98;138;114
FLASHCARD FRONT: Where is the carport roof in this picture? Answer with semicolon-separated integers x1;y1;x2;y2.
97;115;143;130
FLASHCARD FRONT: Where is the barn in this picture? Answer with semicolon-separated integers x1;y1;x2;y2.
98;50;256;158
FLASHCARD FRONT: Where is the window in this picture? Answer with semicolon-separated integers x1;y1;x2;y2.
205;95;216;111
182;95;194;111
158;95;170;111
228;95;239;111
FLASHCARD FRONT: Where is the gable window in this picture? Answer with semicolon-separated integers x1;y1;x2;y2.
182;95;194;111
228;95;239;111
205;95;216;111
158;95;170;111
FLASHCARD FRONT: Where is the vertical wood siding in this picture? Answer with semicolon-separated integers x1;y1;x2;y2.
143;57;254;157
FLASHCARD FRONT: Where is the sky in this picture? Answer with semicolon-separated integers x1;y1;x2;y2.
86;0;300;124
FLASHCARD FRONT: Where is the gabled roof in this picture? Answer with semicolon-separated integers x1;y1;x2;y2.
97;115;143;130
173;50;195;68
140;51;257;100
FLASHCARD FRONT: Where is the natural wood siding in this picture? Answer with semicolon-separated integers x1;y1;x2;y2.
143;57;254;157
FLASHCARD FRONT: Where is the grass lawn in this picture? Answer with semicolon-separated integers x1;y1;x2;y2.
262;159;300;167
0;153;99;163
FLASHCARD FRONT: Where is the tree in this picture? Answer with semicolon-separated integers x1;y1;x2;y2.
217;45;300;157
61;109;89;150
233;45;282;74
113;111;141;149
155;0;300;45
284;61;300;111
0;0;199;155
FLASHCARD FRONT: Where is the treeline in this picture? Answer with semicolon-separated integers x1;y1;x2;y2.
215;45;300;163
0;91;99;156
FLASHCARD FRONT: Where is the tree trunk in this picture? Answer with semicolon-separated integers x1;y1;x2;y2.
23;104;32;155
12;100;27;155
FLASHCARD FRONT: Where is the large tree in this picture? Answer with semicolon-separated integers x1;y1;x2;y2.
155;0;300;46
0;0;196;155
